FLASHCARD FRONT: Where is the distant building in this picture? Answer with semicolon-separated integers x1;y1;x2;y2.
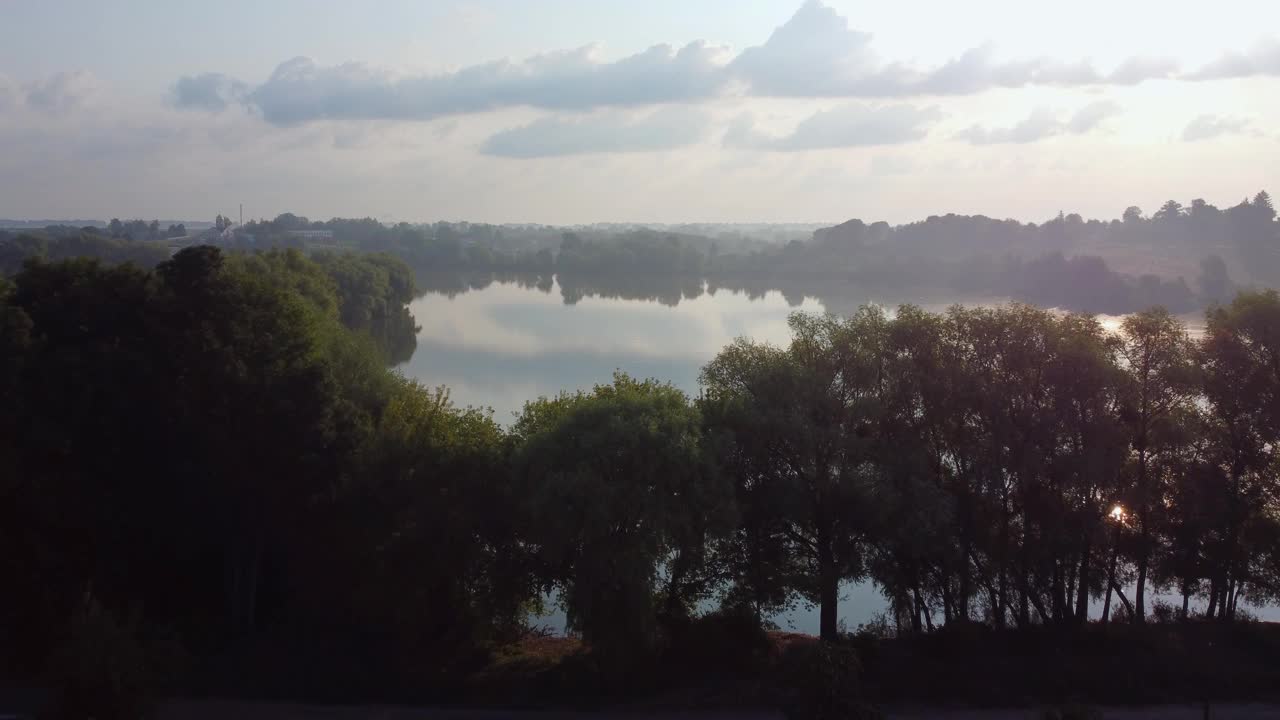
284;229;343;251
285;230;335;242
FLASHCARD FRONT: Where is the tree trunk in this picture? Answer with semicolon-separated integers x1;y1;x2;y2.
1030;591;1052;625
663;550;691;620
1076;539;1092;624
1052;559;1065;624
1134;447;1149;625
1206;575;1219;620
997;486;1011;628
1218;464;1243;623
1181;582;1190;621
818;572;838;640
958;528;972;622
1064;556;1077;624
1017;518;1032;628
1135;559;1148;624
1111;579;1135;619
940;573;954;624
911;585;926;634
1227;579;1242;621
1102;535;1119;624
817;525;839;641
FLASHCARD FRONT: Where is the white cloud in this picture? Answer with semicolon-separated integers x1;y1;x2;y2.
1107;56;1179;84
19;71;99;113
1182;114;1254;141
957;101;1121;145
1189;37;1280;79
726;103;942;151
168;2;1234;126
192;42;730;126
172;73;248;112
1067;100;1123;134
728;0;900;97
480;107;711;158
956;108;1062;145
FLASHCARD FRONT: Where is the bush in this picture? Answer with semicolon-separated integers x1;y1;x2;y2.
1232;606;1259;624
853;612;894;641
772;640;881;720
662;608;772;678
45;602;154;720
1151;600;1177;625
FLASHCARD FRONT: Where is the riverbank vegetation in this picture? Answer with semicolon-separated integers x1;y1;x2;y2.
2;246;1280;717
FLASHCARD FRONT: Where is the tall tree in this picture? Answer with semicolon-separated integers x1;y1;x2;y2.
1118;308;1199;622
701;310;887;640
512;374;729;666
1199;291;1280;618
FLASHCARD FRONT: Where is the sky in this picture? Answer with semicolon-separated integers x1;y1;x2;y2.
1;0;1278;224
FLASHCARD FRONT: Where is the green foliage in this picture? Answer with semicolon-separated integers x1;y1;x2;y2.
312;251;419;364
0;245;445;699
513;373;731;668
355;381;530;648
701;309;887;639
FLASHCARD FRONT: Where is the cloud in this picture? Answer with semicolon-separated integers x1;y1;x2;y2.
1182;114;1254;142
1189;37;1280;79
728;0;903;96
171;2;1222;127
225;43;728;126
915;46;1110;95
956;108;1062;145
22;71;98;112
728;4;1171;98
1107;56;1179;84
870;154;914;176
0;74;18;110
726;103;941;151
0;70;101;114
172;72;248;112
1066;100;1123;134
480;107;710;158
957;101;1121;145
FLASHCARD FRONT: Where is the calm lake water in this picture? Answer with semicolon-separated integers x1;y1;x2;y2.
398;276;1241;634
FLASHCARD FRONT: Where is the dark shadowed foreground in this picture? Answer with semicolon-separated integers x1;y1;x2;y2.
155;699;1280;719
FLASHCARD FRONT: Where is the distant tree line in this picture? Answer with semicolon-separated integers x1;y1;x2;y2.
230;191;1280;314
0;229;172;275
105;218;189;241
2;245;1278;707
5;191;1275;314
